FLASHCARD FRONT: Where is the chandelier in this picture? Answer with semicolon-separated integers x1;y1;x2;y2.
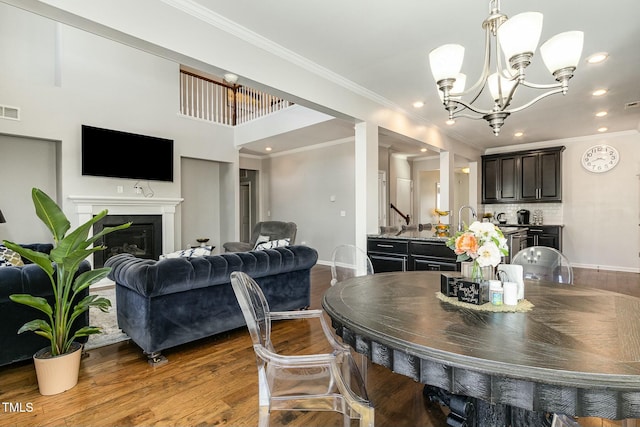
428;0;584;136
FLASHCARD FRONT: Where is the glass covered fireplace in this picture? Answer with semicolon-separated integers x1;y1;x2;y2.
93;214;162;268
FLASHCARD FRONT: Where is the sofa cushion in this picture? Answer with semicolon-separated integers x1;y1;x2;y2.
253;234;270;250
160;246;212;259
254;238;290;251
0;245;24;267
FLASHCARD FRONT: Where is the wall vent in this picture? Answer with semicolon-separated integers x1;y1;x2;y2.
0;105;20;120
625;101;640;109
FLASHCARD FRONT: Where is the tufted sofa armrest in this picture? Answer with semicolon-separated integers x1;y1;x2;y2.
106;245;318;298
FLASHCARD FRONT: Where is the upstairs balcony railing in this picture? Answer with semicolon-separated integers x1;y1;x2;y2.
179;70;293;126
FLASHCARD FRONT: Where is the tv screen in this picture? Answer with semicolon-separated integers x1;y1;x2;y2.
82;125;174;182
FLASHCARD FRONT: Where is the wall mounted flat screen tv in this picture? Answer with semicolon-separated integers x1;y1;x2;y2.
82;125;174;182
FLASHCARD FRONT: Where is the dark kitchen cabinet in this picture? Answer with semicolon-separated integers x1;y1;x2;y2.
482;155;518;203
526;226;563;251
409;241;457;271
482;146;564;204
367;237;457;272
519;149;563;202
367;238;409;272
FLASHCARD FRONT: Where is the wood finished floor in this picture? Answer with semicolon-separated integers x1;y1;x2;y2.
1;265;639;427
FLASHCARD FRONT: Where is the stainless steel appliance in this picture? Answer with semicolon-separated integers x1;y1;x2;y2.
517;209;530;225
501;227;528;263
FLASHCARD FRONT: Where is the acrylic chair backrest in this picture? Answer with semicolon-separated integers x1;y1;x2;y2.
511;246;574;284
230;270;273;352
330;244;374;286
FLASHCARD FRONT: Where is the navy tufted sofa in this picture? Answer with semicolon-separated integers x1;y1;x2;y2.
0;244;90;366
105;245;318;365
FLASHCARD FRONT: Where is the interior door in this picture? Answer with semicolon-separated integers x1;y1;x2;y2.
239;182;251;242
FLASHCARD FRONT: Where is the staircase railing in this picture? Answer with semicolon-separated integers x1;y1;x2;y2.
179;70;293;125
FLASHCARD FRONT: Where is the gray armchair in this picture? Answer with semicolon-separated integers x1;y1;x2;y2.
223;221;297;252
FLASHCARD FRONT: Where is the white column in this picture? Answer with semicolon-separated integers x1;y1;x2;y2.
354;122;378;251
439;151;454;227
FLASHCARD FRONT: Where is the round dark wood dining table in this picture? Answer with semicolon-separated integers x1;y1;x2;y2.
322;271;640;420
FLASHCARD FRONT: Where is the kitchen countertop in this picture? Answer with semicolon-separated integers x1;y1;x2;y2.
368;223;564;242
368;223;531;241
368;230;449;242
496;223;565;228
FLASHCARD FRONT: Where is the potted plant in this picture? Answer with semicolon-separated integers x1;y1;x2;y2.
3;188;130;395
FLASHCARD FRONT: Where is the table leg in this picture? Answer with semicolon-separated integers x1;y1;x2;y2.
424;385;554;427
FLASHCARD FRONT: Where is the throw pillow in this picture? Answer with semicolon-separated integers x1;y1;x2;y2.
160;246;212;259
0;245;24;267
253;234;271;250
254;238;290;251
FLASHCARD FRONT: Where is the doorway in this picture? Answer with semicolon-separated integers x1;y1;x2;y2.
239;169;258;243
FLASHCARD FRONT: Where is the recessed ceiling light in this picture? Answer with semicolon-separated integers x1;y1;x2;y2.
592;89;608;97
420;148;427;152
597;127;608;133
514;131;524;137
595;111;608;117
587;52;609;64
413;101;425;108
265;146;272;151
446;119;455;125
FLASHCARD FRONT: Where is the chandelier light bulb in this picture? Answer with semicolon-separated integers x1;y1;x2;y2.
497;12;543;67
488;73;517;104
429;44;465;82
540;31;584;74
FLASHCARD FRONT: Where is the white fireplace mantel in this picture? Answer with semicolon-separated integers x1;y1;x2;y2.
68;195;183;255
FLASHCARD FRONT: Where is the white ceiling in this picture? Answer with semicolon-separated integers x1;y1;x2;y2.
192;0;640;156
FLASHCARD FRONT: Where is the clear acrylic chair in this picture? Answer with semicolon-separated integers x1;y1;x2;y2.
230;271;374;427
551;413;580;426
511;246;574;284
330;244;374;286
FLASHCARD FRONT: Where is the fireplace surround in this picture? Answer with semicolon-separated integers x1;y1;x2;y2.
68;195;183;267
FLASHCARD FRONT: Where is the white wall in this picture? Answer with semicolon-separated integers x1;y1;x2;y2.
267;140;355;262
562;132;639;272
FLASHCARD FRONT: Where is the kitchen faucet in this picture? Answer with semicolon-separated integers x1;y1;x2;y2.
458;205;477;232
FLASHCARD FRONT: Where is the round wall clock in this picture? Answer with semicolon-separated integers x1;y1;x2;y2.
581;144;619;173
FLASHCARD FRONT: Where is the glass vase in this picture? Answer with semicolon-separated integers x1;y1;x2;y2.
461;260;495;282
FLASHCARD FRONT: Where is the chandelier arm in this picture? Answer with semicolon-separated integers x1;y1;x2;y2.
518;80;563;90
447;99;493;116
450;26;493;98
451;112;487;121
504;88;565;114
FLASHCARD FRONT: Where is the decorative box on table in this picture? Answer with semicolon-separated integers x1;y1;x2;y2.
440;272;463;297
456;280;490;305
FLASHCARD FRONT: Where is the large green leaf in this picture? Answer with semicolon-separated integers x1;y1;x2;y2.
31;188;69;244
9;294;53;316
72;268;111;293
70;326;102;338
17;319;52;338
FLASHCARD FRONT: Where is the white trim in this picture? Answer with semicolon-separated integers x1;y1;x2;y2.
68;195;183;261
